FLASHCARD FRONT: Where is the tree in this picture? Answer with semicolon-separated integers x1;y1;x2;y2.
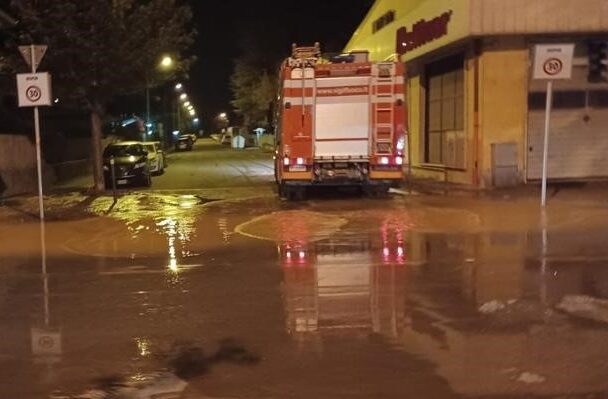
4;0;195;191
229;31;280;134
230;61;276;133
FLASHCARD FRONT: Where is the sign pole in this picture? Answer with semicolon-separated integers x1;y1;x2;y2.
540;80;553;207
29;44;45;221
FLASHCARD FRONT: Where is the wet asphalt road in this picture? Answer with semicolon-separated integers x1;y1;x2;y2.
3;145;608;398
151;138;275;191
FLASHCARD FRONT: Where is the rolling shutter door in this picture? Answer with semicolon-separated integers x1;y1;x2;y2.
527;42;608;180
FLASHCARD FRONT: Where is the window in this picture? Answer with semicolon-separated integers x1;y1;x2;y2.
424;54;465;168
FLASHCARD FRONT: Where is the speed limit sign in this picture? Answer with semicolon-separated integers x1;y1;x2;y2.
533;44;574;80
16;72;52;107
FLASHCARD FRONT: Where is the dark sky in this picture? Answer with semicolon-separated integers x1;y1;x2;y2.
189;0;374;128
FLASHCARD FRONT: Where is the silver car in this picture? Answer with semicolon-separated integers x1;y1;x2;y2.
142;141;166;175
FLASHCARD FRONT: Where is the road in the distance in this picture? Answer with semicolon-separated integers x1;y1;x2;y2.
153;138;275;190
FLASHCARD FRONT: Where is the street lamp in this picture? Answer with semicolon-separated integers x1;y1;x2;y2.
219;112;227;119
175;82;183;91
183;101;191;107
160;55;174;69
179;93;187;101
145;56;175;141
189;109;196;116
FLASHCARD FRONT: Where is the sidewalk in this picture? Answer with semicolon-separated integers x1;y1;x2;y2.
400;176;608;202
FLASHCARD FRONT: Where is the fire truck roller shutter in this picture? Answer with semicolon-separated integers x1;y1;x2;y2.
314;76;371;158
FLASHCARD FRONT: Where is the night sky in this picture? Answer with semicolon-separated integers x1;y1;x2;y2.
1;0;374;129
189;0;374;128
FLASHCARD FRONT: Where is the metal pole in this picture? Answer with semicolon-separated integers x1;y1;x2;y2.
29;44;45;221
145;85;150;142
177;102;181;133
110;156;117;201
541;80;553;207
30;44;49;326
40;201;48;326
34;107;45;220
540;209;548;305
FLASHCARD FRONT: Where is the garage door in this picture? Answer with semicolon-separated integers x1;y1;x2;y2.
527;43;608;180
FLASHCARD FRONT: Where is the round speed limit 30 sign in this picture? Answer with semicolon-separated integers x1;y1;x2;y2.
16;72;52;107
533;44;574;80
26;85;43;102
542;58;563;76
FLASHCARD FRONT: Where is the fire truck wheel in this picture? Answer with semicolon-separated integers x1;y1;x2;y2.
280;185;305;201
364;184;389;198
278;183;288;199
377;184;390;197
293;187;305;201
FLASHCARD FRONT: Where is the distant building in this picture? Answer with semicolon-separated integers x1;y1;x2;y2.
345;0;608;187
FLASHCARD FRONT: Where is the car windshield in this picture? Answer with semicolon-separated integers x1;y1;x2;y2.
103;144;144;157
143;144;156;152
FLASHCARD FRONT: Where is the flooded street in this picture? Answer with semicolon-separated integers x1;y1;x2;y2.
2;188;608;398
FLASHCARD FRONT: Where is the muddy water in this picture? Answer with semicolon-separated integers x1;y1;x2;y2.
1;193;608;398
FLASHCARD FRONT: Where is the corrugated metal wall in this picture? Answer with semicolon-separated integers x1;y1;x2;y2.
470;0;608;35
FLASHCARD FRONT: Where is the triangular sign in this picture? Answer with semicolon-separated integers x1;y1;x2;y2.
18;46;32;67
18;45;48;72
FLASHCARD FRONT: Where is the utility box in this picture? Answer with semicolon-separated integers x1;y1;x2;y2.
492;142;520;187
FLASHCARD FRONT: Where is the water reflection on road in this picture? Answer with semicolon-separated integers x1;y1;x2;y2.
2;194;608;398
271;205;608;397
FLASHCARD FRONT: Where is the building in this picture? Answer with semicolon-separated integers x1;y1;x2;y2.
344;0;608;187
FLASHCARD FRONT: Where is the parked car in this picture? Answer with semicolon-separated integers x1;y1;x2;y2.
142;141;166;175
103;141;151;187
175;135;193;151
186;133;197;143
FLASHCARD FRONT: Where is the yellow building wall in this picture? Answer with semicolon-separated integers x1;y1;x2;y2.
478;38;529;187
345;0;531;188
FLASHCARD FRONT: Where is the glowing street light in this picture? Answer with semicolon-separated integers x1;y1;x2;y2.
179;93;187;101
193;118;199;124
160;55;173;69
145;55;175;141
175;83;183;90
219;112;227;119
189;109;196;116
183;101;191;107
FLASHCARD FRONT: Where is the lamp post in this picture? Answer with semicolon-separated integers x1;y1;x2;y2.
144;55;174;141
174;83;183;134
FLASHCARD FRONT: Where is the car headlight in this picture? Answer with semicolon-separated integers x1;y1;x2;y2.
134;162;146;169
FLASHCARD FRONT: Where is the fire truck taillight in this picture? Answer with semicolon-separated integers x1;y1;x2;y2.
395;156;403;166
380;156;390;165
396;136;405;151
283;156;290;166
296;157;304;165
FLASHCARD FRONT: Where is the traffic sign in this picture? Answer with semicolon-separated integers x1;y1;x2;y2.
18;45;47;72
533;44;574;80
16;73;52;107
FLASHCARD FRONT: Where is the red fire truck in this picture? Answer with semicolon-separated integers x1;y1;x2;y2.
274;43;407;199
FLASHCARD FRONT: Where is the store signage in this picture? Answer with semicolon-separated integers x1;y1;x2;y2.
396;11;452;56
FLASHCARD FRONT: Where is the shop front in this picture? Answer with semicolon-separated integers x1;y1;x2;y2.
345;0;608;187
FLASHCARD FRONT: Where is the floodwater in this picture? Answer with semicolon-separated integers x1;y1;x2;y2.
1;191;608;398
